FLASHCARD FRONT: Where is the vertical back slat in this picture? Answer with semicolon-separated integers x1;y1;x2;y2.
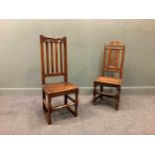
50;42;54;73
60;42;63;73
55;42;58;73
46;42;49;74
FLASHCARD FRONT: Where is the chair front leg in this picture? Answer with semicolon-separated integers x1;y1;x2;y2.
47;96;52;124
75;90;79;116
116;86;121;111
92;82;97;105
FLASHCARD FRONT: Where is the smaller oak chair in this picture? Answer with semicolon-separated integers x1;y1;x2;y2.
93;41;125;110
40;35;79;124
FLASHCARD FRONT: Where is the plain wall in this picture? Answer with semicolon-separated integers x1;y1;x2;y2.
0;19;155;88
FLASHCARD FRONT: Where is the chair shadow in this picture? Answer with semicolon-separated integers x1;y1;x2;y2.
94;97;116;110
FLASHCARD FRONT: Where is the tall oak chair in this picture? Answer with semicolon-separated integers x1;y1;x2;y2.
40;35;79;124
93;41;125;110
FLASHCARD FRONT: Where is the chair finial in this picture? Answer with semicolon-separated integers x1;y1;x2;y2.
110;40;123;46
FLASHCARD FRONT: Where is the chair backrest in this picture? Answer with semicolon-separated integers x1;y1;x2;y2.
40;35;68;84
103;41;125;79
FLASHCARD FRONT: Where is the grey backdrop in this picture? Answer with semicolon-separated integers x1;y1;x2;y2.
0;19;155;88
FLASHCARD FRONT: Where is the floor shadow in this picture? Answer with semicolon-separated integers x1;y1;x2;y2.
95;97;116;110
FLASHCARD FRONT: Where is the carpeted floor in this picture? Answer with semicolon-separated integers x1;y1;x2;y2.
0;93;155;135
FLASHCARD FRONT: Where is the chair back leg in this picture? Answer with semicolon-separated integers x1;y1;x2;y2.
64;95;68;105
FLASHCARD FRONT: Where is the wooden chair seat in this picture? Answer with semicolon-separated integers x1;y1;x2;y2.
43;82;78;95
95;76;122;86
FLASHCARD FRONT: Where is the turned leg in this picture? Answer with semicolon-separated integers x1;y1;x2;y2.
116;86;121;111
75;90;79;116
42;90;47;112
92;82;97;104
47;96;52;124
